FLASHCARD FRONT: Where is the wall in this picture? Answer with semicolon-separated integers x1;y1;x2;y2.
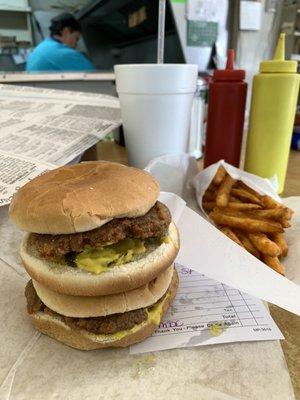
170;0;229;71
235;0;284;111
28;0;89;12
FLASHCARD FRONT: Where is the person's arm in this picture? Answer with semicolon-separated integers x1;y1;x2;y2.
56;48;96;71
67;51;96;71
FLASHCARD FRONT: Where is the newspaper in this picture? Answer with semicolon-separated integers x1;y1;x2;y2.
0;84;121;206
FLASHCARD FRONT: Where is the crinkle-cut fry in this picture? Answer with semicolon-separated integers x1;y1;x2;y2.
248;233;281;257
212;166;227;186
202;201;216;212
270;233;288;257
231;188;262;205
203;190;215;202
209;208;283;233
263;255;285;275
235;232;260;258
220;227;243;246
226;202;261;211
261;195;283;209
216;175;236;207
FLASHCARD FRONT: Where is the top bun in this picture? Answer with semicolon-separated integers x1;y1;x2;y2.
9;161;159;234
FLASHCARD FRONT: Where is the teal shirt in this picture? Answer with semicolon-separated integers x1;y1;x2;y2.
26;37;95;72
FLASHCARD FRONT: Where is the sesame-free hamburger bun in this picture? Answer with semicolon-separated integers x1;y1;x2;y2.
10;161;160;234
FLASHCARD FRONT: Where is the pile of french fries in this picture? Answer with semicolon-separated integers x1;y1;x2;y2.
203;166;293;276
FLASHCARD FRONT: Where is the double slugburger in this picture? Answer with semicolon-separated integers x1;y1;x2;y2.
9;161;180;350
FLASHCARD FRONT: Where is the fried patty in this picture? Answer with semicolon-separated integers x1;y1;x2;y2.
29;201;171;260
25;280;148;335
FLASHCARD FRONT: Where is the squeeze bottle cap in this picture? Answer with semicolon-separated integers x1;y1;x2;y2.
259;33;297;73
213;49;245;81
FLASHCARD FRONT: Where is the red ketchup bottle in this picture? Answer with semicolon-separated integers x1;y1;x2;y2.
204;49;247;168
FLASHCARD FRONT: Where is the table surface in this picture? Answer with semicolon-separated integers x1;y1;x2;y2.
97;141;300;400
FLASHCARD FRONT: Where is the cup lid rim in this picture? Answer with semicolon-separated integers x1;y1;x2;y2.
114;63;198;69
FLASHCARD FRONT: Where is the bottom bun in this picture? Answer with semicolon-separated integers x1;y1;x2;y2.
30;269;179;350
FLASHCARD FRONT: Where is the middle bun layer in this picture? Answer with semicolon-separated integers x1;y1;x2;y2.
33;265;174;318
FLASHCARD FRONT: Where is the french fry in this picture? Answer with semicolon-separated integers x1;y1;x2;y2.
207;169;293;274
248;233;281;257
202;201;216;212
212;166;227;186
220;227;243;246
219;208;291;227
263;255;285;275
261;195;283;209
203;190;215;202
216;175;236;207
231;188;262;205
229;195;242;203
209;208;283;233
270;233;288;257
235;232;260;258
204;201;261;213
206;182;217;193
237;181;262;197
248;207;290;220
226;202;261;211
214;207;277;222
283;207;294;220
280;218;291;228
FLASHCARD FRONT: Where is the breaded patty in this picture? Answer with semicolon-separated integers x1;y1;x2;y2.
29;201;171;260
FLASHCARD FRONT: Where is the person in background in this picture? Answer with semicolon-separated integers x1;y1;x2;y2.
26;13;95;72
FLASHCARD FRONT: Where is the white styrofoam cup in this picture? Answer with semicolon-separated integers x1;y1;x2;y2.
114;64;198;168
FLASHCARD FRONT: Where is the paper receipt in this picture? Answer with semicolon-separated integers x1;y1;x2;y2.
130;264;283;354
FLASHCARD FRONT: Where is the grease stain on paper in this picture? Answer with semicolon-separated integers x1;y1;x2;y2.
209;321;227;337
131;354;157;379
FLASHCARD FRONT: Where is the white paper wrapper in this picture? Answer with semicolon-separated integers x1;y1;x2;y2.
192;159;281;217
282;197;300;285
145;153;200;212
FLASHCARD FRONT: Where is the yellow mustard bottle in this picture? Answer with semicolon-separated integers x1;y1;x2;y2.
244;33;299;193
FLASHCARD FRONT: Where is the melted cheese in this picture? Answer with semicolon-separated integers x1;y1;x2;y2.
75;239;146;274
75;236;170;275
